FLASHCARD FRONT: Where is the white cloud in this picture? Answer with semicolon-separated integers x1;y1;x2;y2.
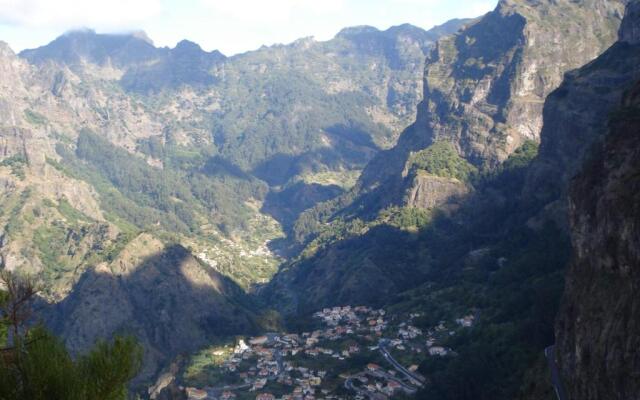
0;0;498;55
199;0;345;23
0;0;162;29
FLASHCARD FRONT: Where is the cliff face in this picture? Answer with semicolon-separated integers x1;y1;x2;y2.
555;3;640;397
556;80;640;400
526;2;640;211
0;22;469;385
354;0;626;213
404;171;469;209
279;0;629;311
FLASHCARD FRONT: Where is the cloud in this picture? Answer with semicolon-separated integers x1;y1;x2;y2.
0;0;162;29
199;0;345;23
0;0;499;55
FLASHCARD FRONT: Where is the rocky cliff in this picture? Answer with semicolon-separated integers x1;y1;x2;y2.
526;1;640;216
554;3;640;398
276;0;629;313
0;20;469;386
351;0;626;216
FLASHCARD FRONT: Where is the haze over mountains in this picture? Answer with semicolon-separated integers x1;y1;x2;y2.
0;1;639;399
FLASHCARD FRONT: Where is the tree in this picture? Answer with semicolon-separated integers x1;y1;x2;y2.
0;271;142;400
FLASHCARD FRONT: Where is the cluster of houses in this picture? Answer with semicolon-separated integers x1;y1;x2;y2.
183;306;477;400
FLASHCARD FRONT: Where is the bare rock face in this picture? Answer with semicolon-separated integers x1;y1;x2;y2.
404;172;469;209
555;79;640;400
355;0;626;214
548;3;640;398
525;1;640;215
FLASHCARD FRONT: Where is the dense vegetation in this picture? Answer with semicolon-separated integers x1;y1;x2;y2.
55;129;267;235
268;140;565;399
0;272;142;400
389;141;566;399
407;141;478;181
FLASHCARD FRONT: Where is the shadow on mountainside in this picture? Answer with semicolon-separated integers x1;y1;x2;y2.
44;244;261;386
262;181;344;233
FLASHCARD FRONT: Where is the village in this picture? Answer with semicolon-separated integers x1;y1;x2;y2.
181;306;476;400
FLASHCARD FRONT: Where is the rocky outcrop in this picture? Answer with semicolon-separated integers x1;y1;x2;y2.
353;0;626;214
551;4;640;397
404;171;469;209
525;0;640;218
0;21;470;386
555;79;640;400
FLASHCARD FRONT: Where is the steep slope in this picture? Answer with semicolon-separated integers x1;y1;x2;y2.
293;0;626;239
359;0;625;185
526;0;640;213
269;0;627;313
262;3;640;399
555;81;640;400
0;19;469;387
555;4;640;398
0;42;270;386
46;234;260;383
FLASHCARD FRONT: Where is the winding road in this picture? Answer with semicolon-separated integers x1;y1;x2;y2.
378;340;425;387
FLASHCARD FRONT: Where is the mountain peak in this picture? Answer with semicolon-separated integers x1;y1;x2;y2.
0;41;15;57
172;39;226;60
130;30;154;45
19;29;160;67
385;23;425;35
63;28;97;38
336;25;380;38
175;39;202;51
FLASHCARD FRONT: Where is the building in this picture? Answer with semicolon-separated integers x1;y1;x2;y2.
186;387;208;400
235;339;250;353
221;391;236;400
250;336;269;345
256;393;276;400
367;363;381;371
428;346;448;356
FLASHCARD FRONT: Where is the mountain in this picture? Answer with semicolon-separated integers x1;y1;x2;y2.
17;21;469;235
556;82;640;400
20;29;161;68
258;2;637;398
554;3;640;398
267;0;627;315
4;0;638;396
350;0;626;215
46;237;261;383
0;19;468;386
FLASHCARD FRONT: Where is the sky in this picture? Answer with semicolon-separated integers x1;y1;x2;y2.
0;0;498;56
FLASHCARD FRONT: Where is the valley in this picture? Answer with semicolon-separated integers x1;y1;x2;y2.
174;305;474;400
0;0;639;399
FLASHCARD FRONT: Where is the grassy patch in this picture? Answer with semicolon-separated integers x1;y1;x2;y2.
57;198;92;224
24;109;48;126
408;141;477;181
1;155;27;180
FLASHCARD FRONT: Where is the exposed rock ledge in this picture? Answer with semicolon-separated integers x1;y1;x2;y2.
404;171;470;209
